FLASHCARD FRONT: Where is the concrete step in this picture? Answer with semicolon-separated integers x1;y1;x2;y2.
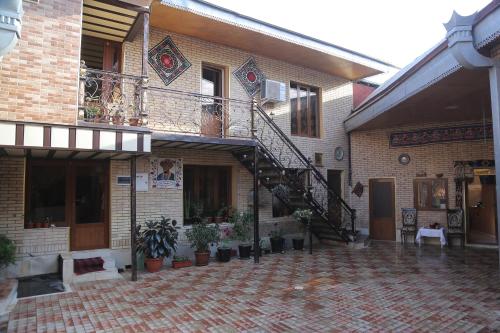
62;249;123;284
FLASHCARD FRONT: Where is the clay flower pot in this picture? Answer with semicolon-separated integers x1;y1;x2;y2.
145;257;163;273
112;115;124;125
128;117;140;126
194;251;210;266
172;260;192;269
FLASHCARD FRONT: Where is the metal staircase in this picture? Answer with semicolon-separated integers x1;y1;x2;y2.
233;103;357;243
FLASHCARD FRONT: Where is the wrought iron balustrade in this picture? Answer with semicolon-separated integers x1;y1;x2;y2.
147;86;253;139
78;66;144;126
252;104;357;239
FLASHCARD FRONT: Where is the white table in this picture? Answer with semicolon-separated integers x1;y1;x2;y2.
416;227;447;247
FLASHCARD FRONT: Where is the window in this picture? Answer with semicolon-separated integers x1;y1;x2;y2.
414;178;448;211
290;82;320;137
201;64;224;137
25;160;109;228
183;165;231;224
27;162;67;226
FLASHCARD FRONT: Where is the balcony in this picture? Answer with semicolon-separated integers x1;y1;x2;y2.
78;66;145;127
78;67;253;141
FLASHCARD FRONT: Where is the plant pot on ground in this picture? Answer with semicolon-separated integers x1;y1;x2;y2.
269;223;284;253
292;238;304;250
185;222;220;266
217;247;231;262
230;210;253;259
270;237;284;253
217;224;233;263
293;209;313;252
112;115;124;125
136;217;178;273
172;256;192;269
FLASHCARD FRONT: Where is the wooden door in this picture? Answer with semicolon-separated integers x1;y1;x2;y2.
201;65;223;137
70;161;110;251
369;178;396;240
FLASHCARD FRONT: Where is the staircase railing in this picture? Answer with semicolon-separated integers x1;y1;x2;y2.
252;103;357;239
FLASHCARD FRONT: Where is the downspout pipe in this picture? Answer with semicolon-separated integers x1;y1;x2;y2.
0;0;23;60
444;11;493;69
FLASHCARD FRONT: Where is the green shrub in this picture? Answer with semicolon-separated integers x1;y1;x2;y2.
0;235;15;269
185;222;219;252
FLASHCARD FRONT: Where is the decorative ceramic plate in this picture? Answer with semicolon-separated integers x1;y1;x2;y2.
334;147;344;161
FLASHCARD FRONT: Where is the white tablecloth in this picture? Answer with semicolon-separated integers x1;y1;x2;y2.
416;227;447;247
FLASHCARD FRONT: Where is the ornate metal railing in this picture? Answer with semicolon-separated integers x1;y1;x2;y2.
147;86;253;139
78;66;144;126
253;103;357;238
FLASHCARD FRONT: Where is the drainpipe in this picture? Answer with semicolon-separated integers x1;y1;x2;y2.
0;0;23;61
444;11;500;263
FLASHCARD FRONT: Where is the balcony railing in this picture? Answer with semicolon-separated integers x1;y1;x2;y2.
147;86;253;139
78;66;144;126
78;66;253;137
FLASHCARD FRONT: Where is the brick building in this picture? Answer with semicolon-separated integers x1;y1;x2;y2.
0;0;394;280
346;3;500;250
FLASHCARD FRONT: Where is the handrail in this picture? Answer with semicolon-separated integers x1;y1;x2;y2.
254;104;354;214
148;86;252;105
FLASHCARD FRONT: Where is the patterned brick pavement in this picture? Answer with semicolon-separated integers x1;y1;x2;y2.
8;243;500;332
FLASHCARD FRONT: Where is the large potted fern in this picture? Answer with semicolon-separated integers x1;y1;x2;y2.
0;234;15;277
185;222;219;266
137;217;178;273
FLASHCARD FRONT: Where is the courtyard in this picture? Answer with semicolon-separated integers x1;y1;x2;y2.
7;243;500;332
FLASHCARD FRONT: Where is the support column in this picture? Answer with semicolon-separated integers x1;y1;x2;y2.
489;62;500;265
130;156;137;281
139;11;150;124
253;145;260;263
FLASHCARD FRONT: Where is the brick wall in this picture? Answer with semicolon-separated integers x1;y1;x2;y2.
0;0;82;125
0;157;69;258
109;147;303;249
350;121;494;237
123;28;352;191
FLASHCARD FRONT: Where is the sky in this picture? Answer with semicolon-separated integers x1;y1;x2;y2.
204;0;491;69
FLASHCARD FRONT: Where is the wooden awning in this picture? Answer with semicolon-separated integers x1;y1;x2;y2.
0;121;151;159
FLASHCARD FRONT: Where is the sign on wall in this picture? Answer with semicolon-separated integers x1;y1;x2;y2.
150;158;183;189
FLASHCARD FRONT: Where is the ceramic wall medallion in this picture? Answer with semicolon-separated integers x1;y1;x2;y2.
233;57;265;97
334;147;344;161
148;36;191;86
398;153;410;165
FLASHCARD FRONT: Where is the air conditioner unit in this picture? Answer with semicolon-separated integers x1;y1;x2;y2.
261;79;286;104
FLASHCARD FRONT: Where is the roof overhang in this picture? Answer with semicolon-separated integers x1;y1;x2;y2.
345;1;500;132
0;121;152;160
82;0;150;43
149;0;395;81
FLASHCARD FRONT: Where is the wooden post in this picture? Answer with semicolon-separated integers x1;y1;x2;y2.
130;156;137;281
253;145;260;263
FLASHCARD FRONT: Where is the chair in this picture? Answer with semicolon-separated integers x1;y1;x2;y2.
447;208;464;247
401;208;417;243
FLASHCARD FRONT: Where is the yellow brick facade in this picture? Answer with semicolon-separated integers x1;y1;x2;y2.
350;121;494;239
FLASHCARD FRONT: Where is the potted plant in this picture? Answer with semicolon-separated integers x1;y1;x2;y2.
231;211;253;259
129;116;141;126
217;224;233;262
111;108;124;125
172;256;192;269
25;220;33;229
185;222;220;266
190;201;204;224
137;217;178;273
0;235;15;272
269;223;284;253
41;217;49;228
292;209;312;250
215;206;228;223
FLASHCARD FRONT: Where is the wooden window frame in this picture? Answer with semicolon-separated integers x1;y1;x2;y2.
413;178;449;211
183;164;232;224
290;82;321;138
25;159;110;228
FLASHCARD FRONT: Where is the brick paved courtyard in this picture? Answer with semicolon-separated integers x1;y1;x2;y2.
7;243;500;332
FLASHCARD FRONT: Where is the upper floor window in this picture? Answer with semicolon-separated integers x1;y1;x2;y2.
290;82;320;138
